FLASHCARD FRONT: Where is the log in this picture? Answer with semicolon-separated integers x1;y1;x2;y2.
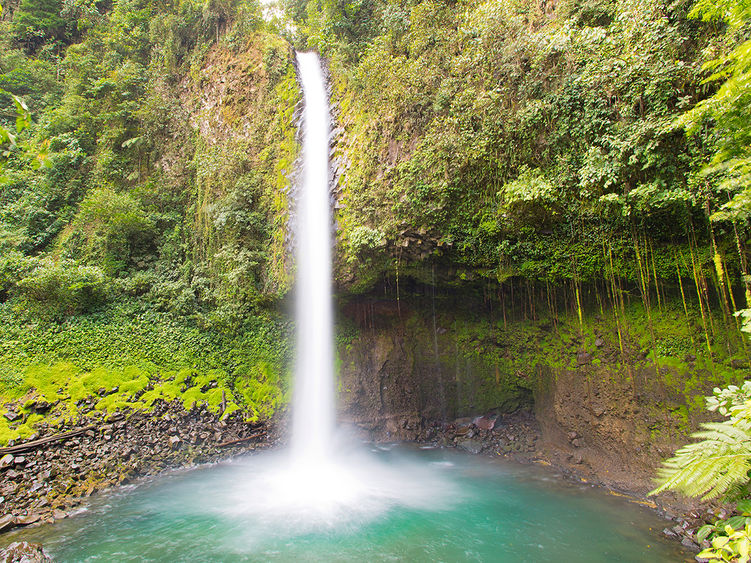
217;431;266;448
0;426;97;455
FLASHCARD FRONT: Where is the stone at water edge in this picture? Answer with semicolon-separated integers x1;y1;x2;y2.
0;541;53;563
457;438;483;455
0;456;12;470
51;509;67;521
0;515;15;533
16;513;41;526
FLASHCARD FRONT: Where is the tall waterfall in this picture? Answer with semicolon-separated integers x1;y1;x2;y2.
276;52;455;520
291;51;335;463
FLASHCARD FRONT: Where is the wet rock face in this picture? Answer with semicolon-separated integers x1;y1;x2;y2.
333;296;710;505
336;301;532;442
0;541;53;562
532;364;701;496
0;400;272;537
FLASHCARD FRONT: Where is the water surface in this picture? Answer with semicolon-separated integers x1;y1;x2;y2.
7;445;688;562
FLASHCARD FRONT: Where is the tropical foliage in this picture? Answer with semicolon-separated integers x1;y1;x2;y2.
698;523;751;563
0;0;299;426
0;0;750;455
284;0;751;300
651;381;751;500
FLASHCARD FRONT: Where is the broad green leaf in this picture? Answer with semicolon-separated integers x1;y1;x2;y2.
697;524;716;544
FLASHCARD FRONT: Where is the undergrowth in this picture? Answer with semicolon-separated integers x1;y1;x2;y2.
0;298;292;445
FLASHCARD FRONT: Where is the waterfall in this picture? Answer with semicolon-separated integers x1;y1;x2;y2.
276;52;456;521
291;51;335;463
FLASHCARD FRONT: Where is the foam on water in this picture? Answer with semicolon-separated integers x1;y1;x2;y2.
215;448;460;532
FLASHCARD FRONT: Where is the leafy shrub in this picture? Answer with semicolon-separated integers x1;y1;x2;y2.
497;166;559;230
346;225;385;262
0;250;34;301
697;501;751;546
697;524;751;563
60;187;155;275
15;258;109;319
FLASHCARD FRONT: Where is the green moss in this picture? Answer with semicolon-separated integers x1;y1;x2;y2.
234;360;288;422
0;359;286;445
0;296;293;445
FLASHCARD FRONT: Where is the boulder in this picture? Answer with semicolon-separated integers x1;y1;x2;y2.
457;438;483;455
0;514;15;533
0;455;13;470
16;513;41;526
576;351;592;365
680;537;699;552
0;541;53;562
28;400;53;414
51;509;67;520
473;415;496;431
3;410;21;423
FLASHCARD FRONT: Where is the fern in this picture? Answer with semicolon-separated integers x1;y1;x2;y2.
651;384;751;501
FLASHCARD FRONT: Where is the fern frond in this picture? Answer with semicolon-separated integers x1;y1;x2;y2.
650;421;751;500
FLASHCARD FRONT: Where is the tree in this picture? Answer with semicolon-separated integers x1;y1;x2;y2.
12;0;68;51
0;90;48;174
678;0;751;224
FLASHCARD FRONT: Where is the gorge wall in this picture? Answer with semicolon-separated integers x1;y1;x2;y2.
334;282;750;496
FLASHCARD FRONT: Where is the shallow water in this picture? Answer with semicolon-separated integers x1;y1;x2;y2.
7;445;688;562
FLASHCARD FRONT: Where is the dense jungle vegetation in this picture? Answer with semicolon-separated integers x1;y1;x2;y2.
290;0;751;301
0;0;299;436
0;0;750;449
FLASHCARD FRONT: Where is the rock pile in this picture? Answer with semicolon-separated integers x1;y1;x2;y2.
418;410;540;460
0;399;271;536
0;541;53;562
662;507;733;555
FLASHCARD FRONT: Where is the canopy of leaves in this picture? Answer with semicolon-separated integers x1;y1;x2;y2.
0;0;299;320
678;0;751;225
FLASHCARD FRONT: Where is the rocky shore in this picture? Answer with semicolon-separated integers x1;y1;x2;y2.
417;410;540;458
0;399;273;538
